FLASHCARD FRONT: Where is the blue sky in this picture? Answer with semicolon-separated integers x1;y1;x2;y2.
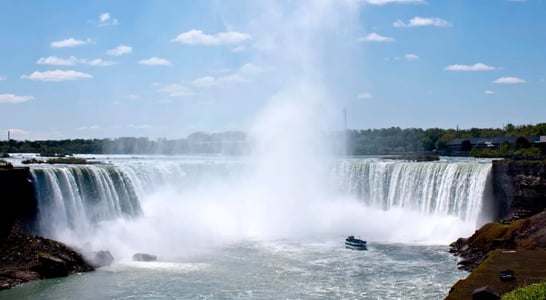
0;0;545;140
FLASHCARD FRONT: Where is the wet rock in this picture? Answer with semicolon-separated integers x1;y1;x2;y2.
33;252;69;278
132;253;157;262
90;250;114;268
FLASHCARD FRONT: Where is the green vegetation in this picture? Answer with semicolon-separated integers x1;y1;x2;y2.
345;122;546;155
0;123;545;156
502;281;546;300
21;158;45;164
45;157;90;165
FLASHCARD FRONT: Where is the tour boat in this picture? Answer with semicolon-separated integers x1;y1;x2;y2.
345;235;367;250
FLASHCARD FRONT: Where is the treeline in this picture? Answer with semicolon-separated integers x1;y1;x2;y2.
345;123;546;155
0;131;248;156
1;123;545;156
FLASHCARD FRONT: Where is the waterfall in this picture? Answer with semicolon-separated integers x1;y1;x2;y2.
27;156;493;248
30;165;141;237
335;158;492;224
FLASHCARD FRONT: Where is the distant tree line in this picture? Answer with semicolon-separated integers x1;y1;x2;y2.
0;131;248;156
1;123;545;156
344;122;546;155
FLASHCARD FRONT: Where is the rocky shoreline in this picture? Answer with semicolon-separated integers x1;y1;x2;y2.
0;223;94;290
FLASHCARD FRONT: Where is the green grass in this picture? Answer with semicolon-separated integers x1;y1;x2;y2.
502;281;546;300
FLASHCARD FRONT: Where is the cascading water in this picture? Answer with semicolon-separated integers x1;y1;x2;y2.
27;156;493;258
30;165;141;238
336;158;492;224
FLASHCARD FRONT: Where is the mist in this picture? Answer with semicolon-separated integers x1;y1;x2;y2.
30;1;486;262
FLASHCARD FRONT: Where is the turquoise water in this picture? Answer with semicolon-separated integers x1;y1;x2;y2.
0;155;487;299
0;241;464;299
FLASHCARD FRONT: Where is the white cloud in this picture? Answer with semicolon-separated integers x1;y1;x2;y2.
37;56;115;67
50;38;92;48
240;63;265;74
367;0;426;4
107;45;132;56
220;74;246;83
157;83;194;97
0;94;34;104
357;92;374;99
172;29;251;46
139;57;172;66
0;76;6;81
21;70;93;82
393;17;451;28
191;73;247;88
192;76;216;87
358;32;395;42
77;125;101;131
485;90;495;95
493;76;525;84
404;54;419;61
80;58;116;66
128;124;152;129
37;56;77;66
6;128;30;136
127;94;140;99
444;63;495;71
98;12;119;26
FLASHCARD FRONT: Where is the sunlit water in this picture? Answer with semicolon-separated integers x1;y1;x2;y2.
0;241;464;299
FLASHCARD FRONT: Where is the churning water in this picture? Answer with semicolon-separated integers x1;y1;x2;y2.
1;155;492;299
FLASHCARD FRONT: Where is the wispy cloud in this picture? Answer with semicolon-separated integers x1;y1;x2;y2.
98;12;119;26
0;93;34;104
21;70;93;82
444;63;495;71
80;58;116;66
77;125;101;131
107;45;132;56
357;32;395;42
393;17;451;28
404;54;419;61
357;92;374;99
172;30;251;46
493;76;525;84
128;124;152;129
37;56;77;66
139;57;171;66
50;38;92;48
366;0;426;4
0;76;6;81
156;83;194;97
485;90;495;95
240;63;265;74
37;56;115;67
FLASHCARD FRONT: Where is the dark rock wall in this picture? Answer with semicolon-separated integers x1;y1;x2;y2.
0;168;37;243
492;160;546;220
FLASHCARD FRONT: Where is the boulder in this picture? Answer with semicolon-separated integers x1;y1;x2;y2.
89;250;114;268
33;252;69;278
132;253;157;262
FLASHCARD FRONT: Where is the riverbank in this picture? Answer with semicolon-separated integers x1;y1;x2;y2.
0;223;94;290
0;167;95;290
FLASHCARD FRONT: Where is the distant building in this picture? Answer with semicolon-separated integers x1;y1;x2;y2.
446;136;518;155
445;136;546;156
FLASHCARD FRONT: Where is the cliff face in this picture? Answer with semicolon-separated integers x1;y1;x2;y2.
492;160;546;220
0;167;37;242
